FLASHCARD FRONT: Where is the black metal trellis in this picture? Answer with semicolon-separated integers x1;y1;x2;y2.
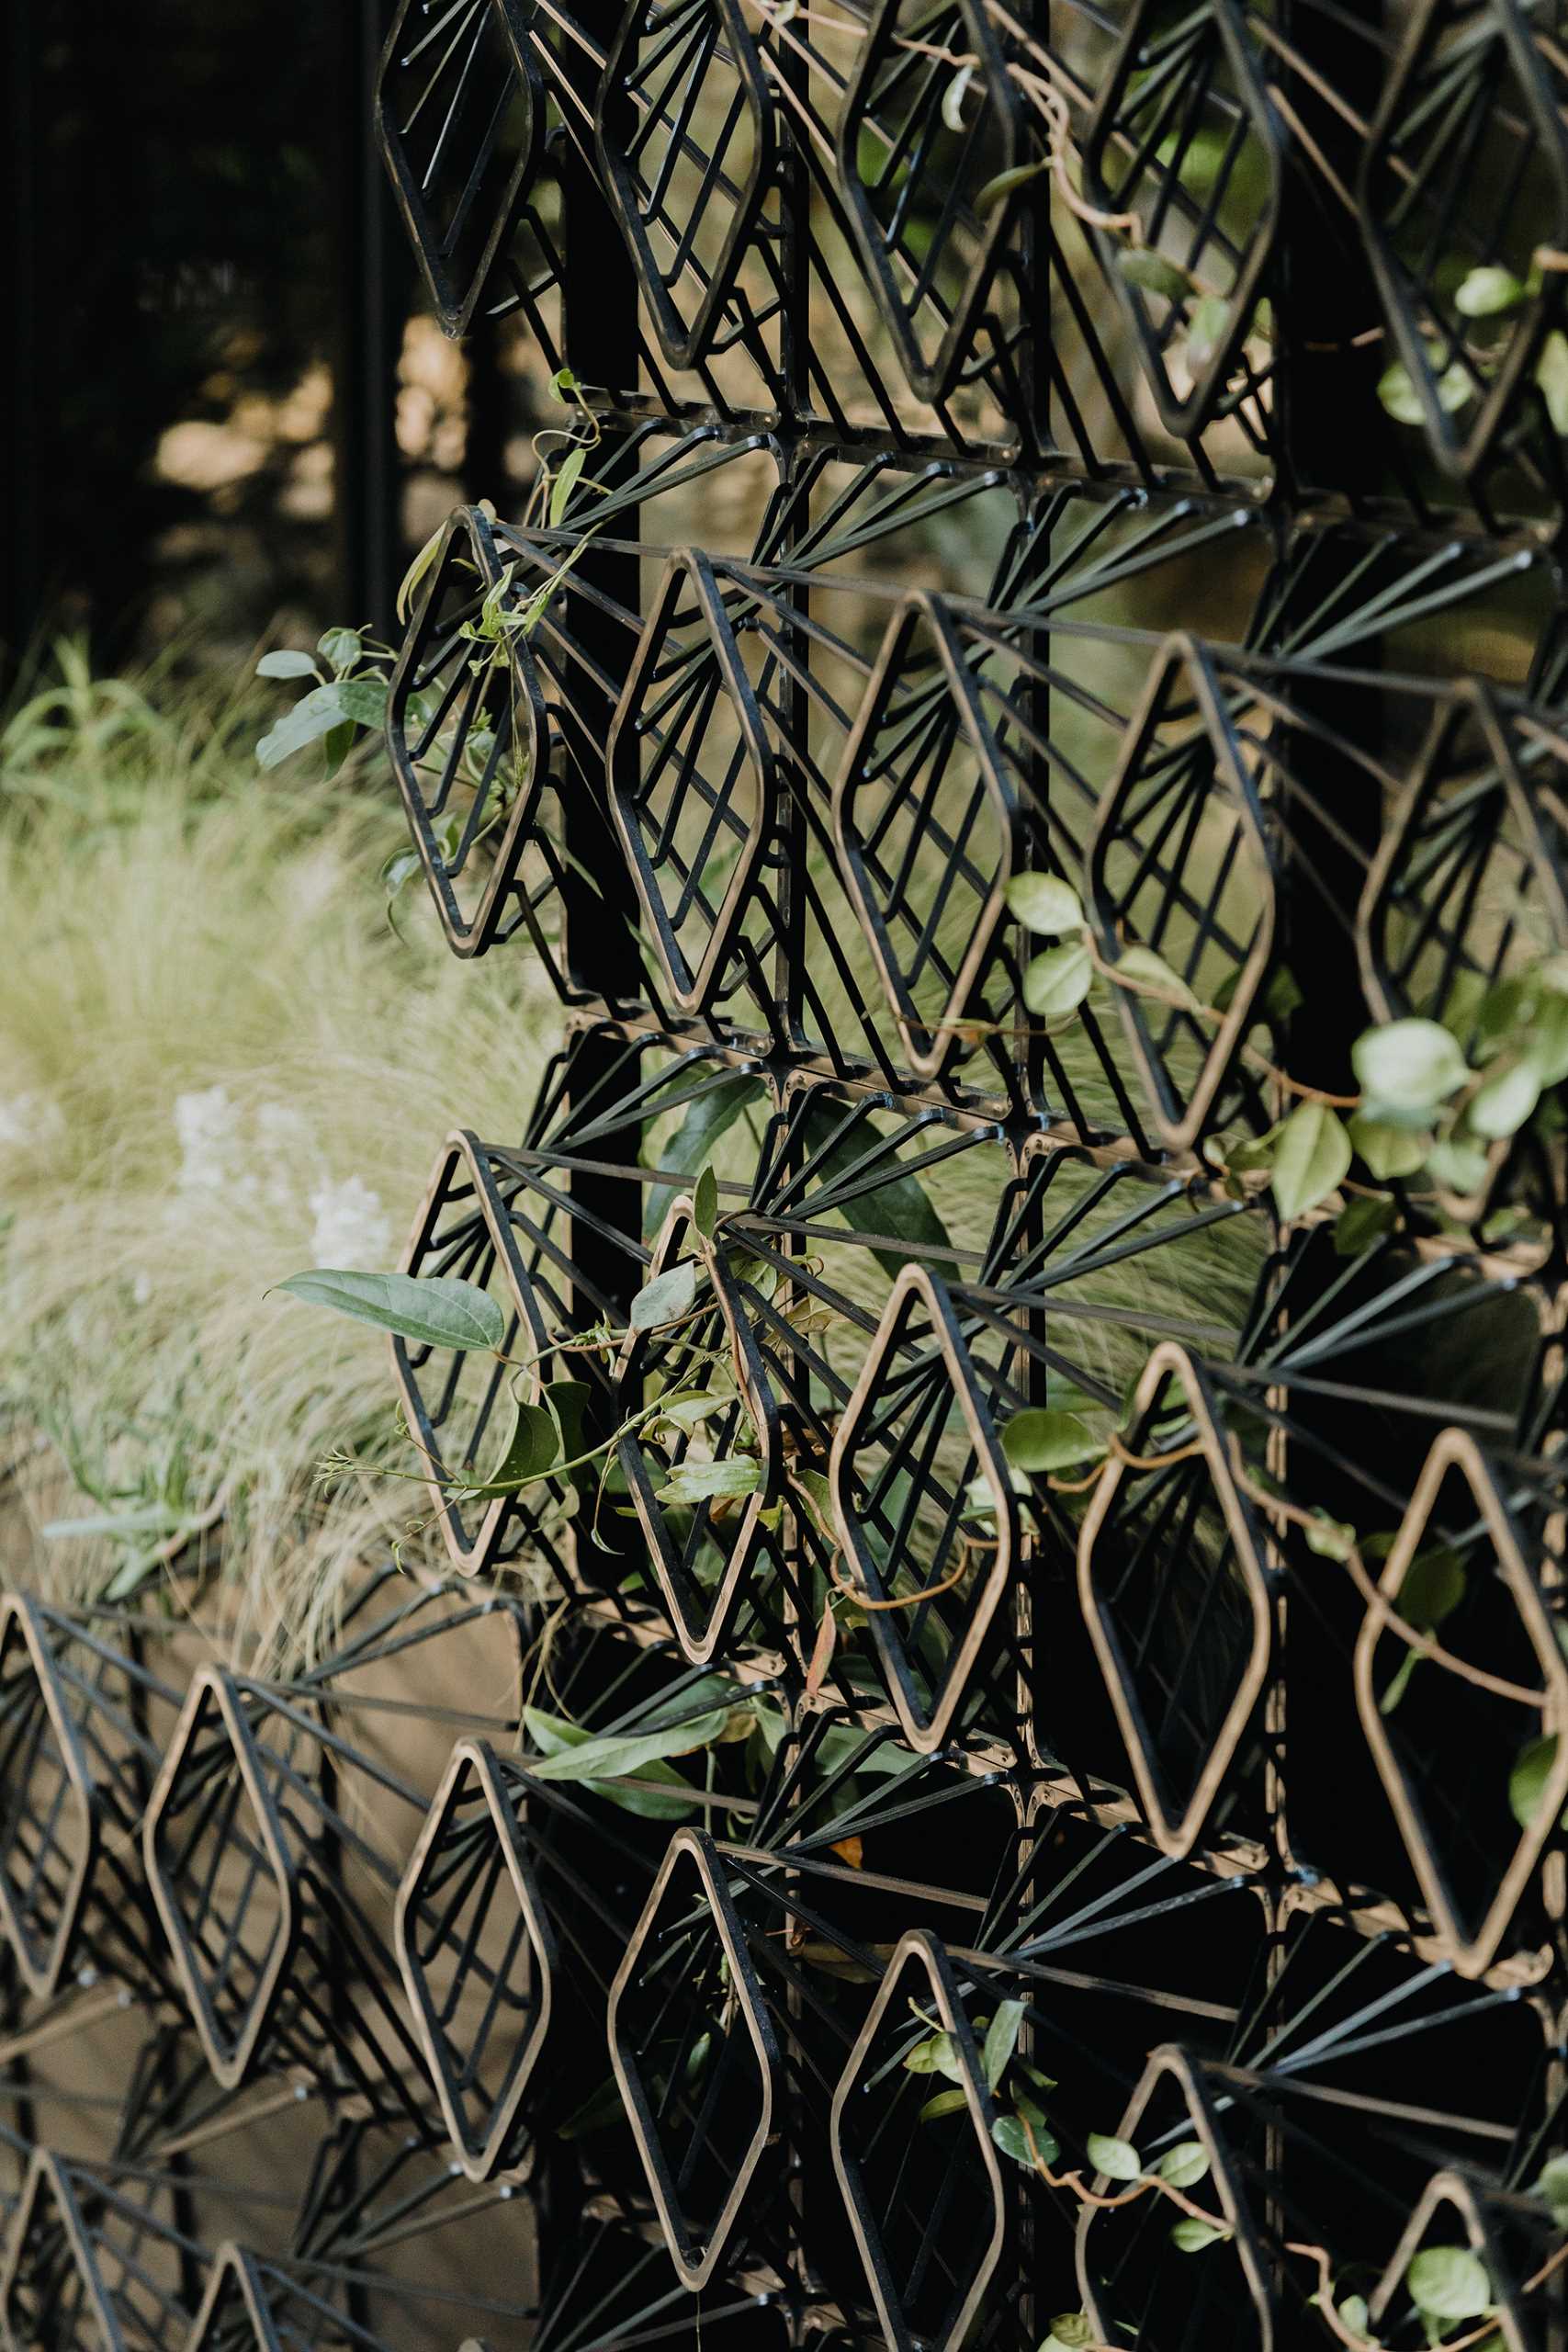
11;0;1568;2346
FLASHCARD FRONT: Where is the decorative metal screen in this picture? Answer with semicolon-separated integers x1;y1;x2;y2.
7;1;1568;2346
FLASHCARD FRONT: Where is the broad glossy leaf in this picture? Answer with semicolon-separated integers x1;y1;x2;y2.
274;1269;505;1353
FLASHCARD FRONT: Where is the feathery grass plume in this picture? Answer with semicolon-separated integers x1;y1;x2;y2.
0;643;558;1665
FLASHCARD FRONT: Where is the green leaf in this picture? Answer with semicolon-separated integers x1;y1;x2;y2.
1001;1409;1104;1475
941;64;974;131
1265;964;1305;1024
1455;265;1527;317
1270;1102;1352;1222
1399;1546;1467;1632
798;1105;953;1283
1435;355;1475;413
656;1457;763;1507
972;158;1051;217
1087;2132;1142;2181
1224;1123;1285;1175
1353;1018;1470;1112
319;627;364;675
550;447;586;527
1425;1137;1492;1196
994;2110;1060;2168
335;676;389;729
256;683;351;770
1348;1112;1430;1181
1023;942;1092;1022
1337;2295;1371;2342
380;842;422;898
1380;1546;1467;1715
1405;2245;1492;2321
1303;1510;1357;1562
1111;943;1198;1010
1468;1057;1542;1140
100;1551;164;1602
321;721;356;779
272;1269;504;1354
43;1502;187;1543
1523;987;1568;1085
1155;2142;1211;2188
982;1999;1027;2091
644;1074;765;1239
1540;331;1568;434
1531;2153;1568;2224
693;1164;719;1239
919;2087;970;2121
479;1400;560;1490
1186;292;1231;371
904;2030;964;2081
558;2073;629;2138
1043;2319;1092;2352
396;523;446;622
1335;1196;1397;1256
1378;360;1426;426
1170;2218;1225;2253
1004;873;1083;935
256;649;320;679
546;1374;590;1455
792;1464;837;1542
1117;246;1190;301
630;1261;701;1332
1510;1732;1562;1830
522;1704;728;1814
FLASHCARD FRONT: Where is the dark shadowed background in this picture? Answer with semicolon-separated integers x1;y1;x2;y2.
1;0;541;678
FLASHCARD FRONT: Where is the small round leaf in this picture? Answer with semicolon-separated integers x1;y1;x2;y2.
1086;2132;1142;2181
1509;1732;1562;1830
1270;1102;1352;1223
1004;873;1083;935
1352;1019;1470;1112
1404;2245;1492;2321
1156;2141;1211;2188
1023;942;1093;1022
1169;2217;1225;2253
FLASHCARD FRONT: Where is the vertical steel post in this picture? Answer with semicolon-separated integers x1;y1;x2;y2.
334;0;404;638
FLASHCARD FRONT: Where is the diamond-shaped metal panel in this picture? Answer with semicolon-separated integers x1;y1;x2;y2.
142;1669;299;2089
1354;1427;1568;1977
829;1930;1007;2352
834;594;1023;1080
596;0;775;368
376;0;541;334
1087;635;1279;1153
614;1195;785;1662
1075;2045;1276;2352
392;1128;564;1578
1082;0;1281;437
395;1736;555;2180
1368;2168;1534;2352
385;504;556;958
829;1261;1018;1753
0;2151;126;2352
608;550;777;1012
0;1596;99;2002
1359;680;1568;1029
183;2245;285;2352
1360;0;1568;482
1077;1341;1274;1860
833;0;1022;401
606;1826;778;2288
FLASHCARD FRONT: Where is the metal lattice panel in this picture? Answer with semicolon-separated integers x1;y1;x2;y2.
10;1;1568;2346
